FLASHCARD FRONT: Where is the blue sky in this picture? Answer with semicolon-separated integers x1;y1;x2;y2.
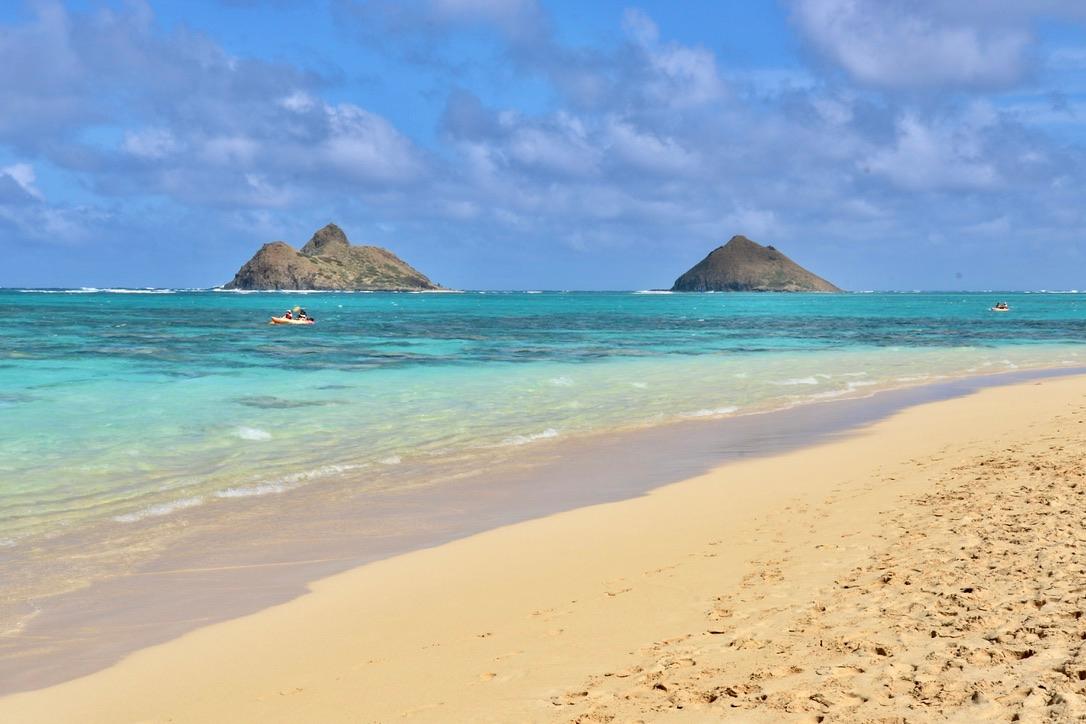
3;1;1086;289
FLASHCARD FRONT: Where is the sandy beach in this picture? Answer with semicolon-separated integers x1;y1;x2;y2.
4;373;1086;722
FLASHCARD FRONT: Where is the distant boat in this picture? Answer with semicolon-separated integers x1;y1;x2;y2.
990;302;1010;312
270;316;315;325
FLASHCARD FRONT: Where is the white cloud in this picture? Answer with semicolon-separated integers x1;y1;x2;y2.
339;0;547;53
622;8;724;107
863;113;1000;191
621;7;659;46
0;1;428;207
243;173;294;207
963;215;1011;235
320;104;424;183
198;135;261;166
429;0;543;34
721;207;781;240
504;114;600;177
791;0;1032;89
122;128;180;159
1;163;43;200
603;118;697;175
279;90;317;112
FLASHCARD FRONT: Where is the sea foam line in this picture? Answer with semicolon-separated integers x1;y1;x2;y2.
214;463;366;499
500;428;559;446
772;377;820;386
682;405;740;418
214;483;291;499
113;496;205;523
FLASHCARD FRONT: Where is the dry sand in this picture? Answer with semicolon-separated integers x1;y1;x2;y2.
4;374;1086;722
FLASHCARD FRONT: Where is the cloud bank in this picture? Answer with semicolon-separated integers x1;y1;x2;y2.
1;0;1086;289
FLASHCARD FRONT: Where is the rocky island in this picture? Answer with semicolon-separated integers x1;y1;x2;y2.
671;235;841;292
224;223;440;291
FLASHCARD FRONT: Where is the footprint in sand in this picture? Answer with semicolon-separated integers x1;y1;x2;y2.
562;431;1086;722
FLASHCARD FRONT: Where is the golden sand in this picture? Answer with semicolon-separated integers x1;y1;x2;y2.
4;375;1086;722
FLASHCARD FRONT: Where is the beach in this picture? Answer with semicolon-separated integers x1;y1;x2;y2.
6;288;1083;666
3;372;1085;721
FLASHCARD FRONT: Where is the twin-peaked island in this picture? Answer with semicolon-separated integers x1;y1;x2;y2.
225;224;841;292
224;223;439;291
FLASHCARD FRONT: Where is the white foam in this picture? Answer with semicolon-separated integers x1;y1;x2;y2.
214;482;291;498
288;463;363;480
215;288;327;294
214;463;365;499
501;428;559;446
772;377;820;386
683;405;739;418
113;496;204;523
630;382;648;389
378;455;402;465
549;376;574;387
805;389;850;400
234;426;272;441
634;290;673;294
21;287;182;294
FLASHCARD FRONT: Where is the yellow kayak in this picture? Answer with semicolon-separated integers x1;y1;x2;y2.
270;316;315;325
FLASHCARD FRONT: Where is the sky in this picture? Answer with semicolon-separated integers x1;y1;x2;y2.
3;1;1086;290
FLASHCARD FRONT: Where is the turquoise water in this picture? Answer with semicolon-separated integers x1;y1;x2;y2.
1;289;1085;581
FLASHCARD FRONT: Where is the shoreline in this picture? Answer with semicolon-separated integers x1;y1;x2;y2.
2;371;1086;721
1;364;1085;699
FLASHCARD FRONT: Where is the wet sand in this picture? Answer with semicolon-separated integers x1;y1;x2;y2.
3;372;1086;721
2;367;1079;697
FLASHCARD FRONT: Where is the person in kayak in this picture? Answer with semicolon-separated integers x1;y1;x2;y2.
283;309;293;320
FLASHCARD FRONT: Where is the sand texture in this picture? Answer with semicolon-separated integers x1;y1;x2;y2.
3;375;1086;722
564;402;1086;722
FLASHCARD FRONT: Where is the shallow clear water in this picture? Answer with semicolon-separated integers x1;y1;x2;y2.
1;289;1084;550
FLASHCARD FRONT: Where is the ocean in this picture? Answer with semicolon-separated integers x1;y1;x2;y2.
2;288;1085;644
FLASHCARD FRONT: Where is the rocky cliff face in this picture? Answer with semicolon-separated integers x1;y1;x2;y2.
224;224;439;291
671;235;841;292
